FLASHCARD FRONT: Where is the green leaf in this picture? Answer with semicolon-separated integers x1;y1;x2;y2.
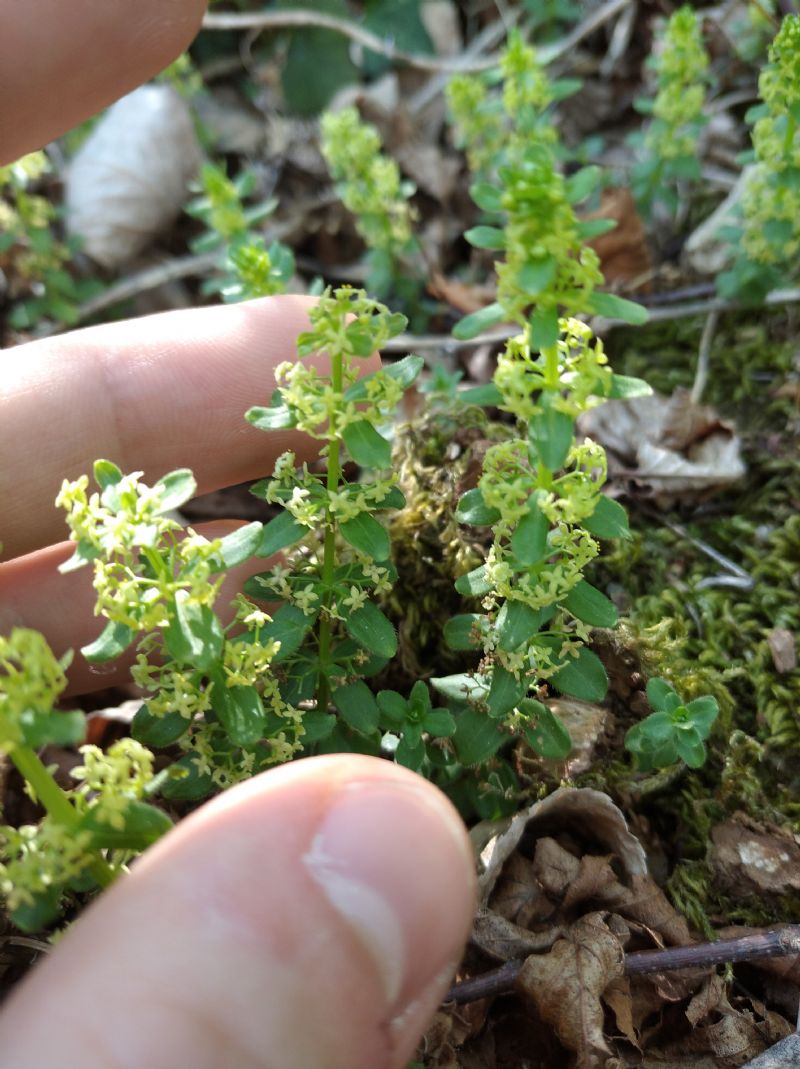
562;580;618;628
281;0;357;114
575;218;617;240
496;601;547;652
565;165;602;204
584;495;630;540
342;419;392;468
444;613;487;651
528;399;574;471
675;727;706;768
263;603;315;663
11;886;63;933
608;374;652;399
646;677;677;712
153;469;197;513
161;755;214;802
81;620;134;663
344;322;379;357
132;703;191;747
517;257;556;296
454;565;492;596
511;492;549;566
684;696;719;737
245;401;296;430
520;698;572;759
258;511;307;558
550;646;608;702
452;302;505;341
486;666;527;718
345;601;397;658
210;672;266;746
423;709;456;737
470;182;503;212
588;291;649;325
332;681;380;736
80;799;173;851
93;459;123;490
430;673;488;704
456;487;500;526
164;600;224;671
454;707;506;766
460;383;503;406
19;709;86;748
343;355;423;402
211;522;262;571
529;305;559;350
374;486;405;510
464;225;505;250
377;689;407;727
58;538;100;573
299;710;336;744
340;512;390;560
395;734;426;771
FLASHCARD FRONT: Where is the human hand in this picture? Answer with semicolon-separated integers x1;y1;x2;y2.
0;4;476;1066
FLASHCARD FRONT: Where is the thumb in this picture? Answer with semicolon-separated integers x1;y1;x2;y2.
0;755;476;1069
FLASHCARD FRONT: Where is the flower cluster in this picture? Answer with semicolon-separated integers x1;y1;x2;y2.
0;628;71;752
0;818;93;912
71;739;156;830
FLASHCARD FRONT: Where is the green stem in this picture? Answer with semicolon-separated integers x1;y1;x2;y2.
316;346;345;712
10;746;116;889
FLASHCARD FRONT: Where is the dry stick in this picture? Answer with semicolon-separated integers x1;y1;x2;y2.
445;926;800;1005
689;307;720;406
200;0;633;72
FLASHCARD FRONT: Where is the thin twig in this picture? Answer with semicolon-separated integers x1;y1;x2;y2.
637;506;754;591
597;287;800;331
690;308;720;405
445;926;800;1005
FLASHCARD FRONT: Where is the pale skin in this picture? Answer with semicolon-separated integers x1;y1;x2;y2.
0;4;476;1066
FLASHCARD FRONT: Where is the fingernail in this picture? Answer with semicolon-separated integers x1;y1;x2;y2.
304;776;474;1012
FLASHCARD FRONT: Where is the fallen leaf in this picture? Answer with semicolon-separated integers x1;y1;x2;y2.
767;629;797;674
470;907;563;962
585;188;651;286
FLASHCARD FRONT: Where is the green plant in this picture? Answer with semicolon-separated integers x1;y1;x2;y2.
630;6;711;216
718;14;800;302
0;150;102;329
625;677;719;770
320;106;421;306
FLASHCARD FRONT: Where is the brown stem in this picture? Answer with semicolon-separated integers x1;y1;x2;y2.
444;926;800;1006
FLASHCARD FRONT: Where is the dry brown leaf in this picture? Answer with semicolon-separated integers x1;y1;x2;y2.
578;389;746;505
489;851;552;928
709;818;800;897
767;629;797;674
585;188;651;286
427;272;498;314
605;975;641;1049
515;912;625;1067
470;907;563;963
685;973;729;1027
622;874;694;948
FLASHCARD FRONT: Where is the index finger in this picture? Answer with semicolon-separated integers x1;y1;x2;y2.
0;0;206;165
1;296;381;560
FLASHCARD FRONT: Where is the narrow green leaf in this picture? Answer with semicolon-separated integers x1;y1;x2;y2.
460;383;503;406
517;257;556;296
528;400;574;471
430;673;488;704
456;487;500;526
153;469;197;513
343;355;423;402
608;373;653;399
212;522;262;571
452;302;505;341
454;707;506;766
464;225;505;250
529;305;559;350
511;491;549;566
588;291;649;325
58;539;100;574
675;728;706;768
132;703;191;748
93;459;123;490
210;673;266;746
496;601;547;653
566;165;602;204
345;601;397;658
584;495;630;540
81;799;173;851
575;218;617;240
377;689;407;726
332;680;380;736
340;512;390;560
81;621;134;663
646;677;677;712
263;603;315;663
164;600;223;671
258;511;307;557
395;734;426;771
454;565;492;596
342;419;392;468
245;401;296;430
444;613;487;651
519;698;571;759
562;580;618;628
550;646;608;702
470;181;503;212
374;486;405;510
486;666;527;718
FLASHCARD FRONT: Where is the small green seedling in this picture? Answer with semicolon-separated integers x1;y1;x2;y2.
625;678;719;770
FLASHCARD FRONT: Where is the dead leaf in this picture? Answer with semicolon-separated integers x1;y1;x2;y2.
605;975;641;1049
709;818;800;897
427;272;498;314
470;907;563;962
578;389;746;505
490;852;554;928
585;188;651;286
767;629;797;674
685;973;729;1027
514;912;625;1067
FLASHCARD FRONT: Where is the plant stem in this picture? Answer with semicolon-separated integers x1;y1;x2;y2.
10;746;116;889
316;345;345;713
